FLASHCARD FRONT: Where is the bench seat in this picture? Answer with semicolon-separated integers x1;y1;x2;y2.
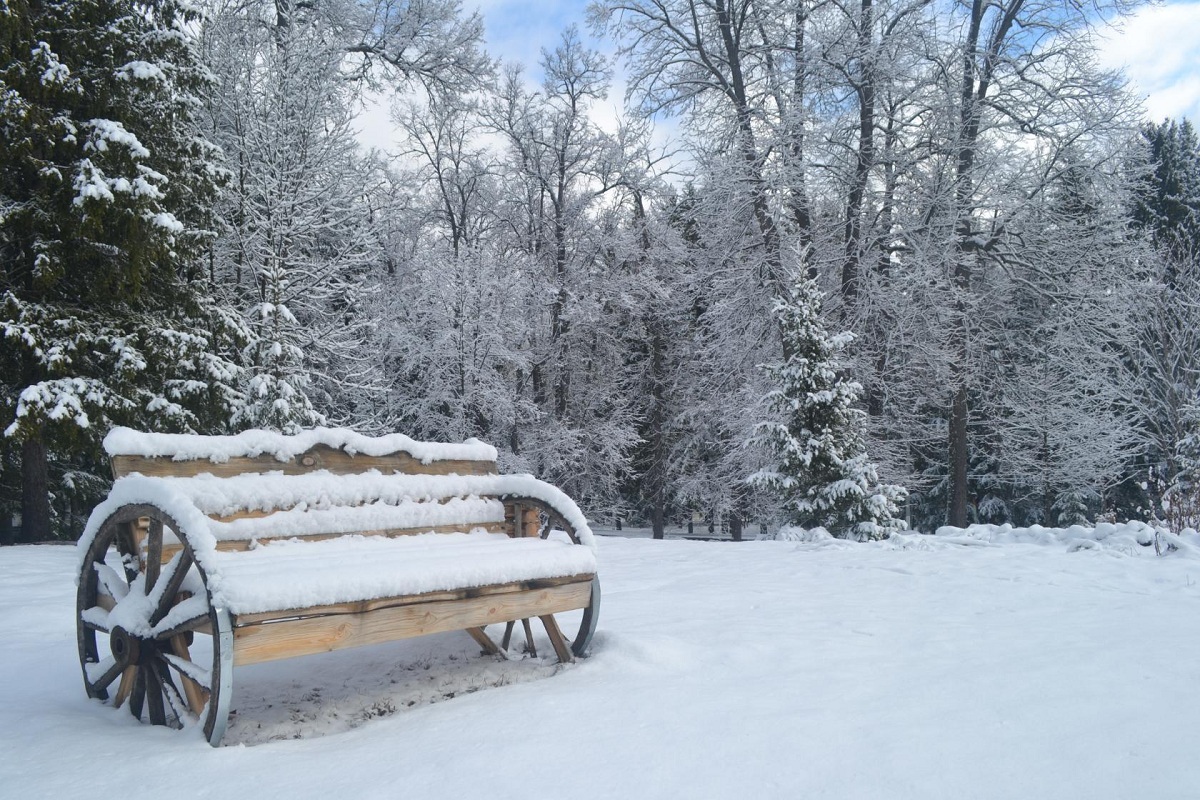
207;530;597;616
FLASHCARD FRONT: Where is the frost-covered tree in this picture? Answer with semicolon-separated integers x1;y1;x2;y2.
201;0;389;432
1128;119;1200;526
484;30;641;511
0;0;244;540
750;275;906;540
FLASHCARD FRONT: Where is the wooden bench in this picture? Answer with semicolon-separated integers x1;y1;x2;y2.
75;427;599;745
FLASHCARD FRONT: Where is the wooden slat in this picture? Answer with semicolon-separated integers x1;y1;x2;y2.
504;504;543;539
523;507;541;537
208;497;506;525
509;502;523;538
231;581;593;666
229;574;594;627
128;518;149;568
111;444;496;480
158;520;510;561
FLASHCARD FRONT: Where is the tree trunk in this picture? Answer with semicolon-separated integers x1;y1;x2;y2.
20;437;51;543
0;504;13;546
647;319;668;541
946;0;987;530
841;0;875;315
949;385;969;526
728;512;743;542
788;4;815;277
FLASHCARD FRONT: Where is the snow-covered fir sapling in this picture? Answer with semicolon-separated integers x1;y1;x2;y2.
749;276;906;541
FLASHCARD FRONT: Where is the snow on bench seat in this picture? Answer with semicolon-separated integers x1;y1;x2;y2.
205;531;597;616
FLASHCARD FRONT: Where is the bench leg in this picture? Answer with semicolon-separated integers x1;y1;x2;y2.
539;615;574;664
466;627;506;658
501;620;516;650
521;618;537;657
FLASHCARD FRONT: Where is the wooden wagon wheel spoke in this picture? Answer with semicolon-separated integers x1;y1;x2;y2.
144;518;164;591
80;612;112;635
129;670;146;720
148;550;193;627
157;663;191;725
145;662;167;726
152;611;209;643
165;640;210;715
94;562;130;604
84;657;125;695
112;666;138;709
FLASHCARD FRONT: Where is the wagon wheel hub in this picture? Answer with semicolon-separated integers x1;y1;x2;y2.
109;626;147;669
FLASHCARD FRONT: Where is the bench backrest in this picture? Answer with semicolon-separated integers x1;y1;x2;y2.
101;427;540;559
108;434;498;480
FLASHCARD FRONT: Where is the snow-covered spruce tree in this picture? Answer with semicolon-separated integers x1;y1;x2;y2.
1124;119;1200;522
0;0;245;540
749;277;906;540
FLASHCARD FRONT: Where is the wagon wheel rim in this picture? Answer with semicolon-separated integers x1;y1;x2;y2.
570;577;600;658
497;498;600;661
76;504;234;745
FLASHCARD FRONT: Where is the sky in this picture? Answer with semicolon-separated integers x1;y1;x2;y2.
1095;1;1200;124
356;0;1200;151
474;0;590;77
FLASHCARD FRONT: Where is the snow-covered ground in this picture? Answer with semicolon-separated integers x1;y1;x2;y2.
3;531;1200;798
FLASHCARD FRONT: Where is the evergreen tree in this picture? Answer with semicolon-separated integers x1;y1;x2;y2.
749;277;906;540
1133;119;1200;262
0;0;244;540
1127;119;1200;525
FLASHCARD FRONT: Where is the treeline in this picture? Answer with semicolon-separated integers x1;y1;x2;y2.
2;0;1200;542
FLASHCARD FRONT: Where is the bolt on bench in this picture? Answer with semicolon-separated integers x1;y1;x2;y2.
75;427;599;745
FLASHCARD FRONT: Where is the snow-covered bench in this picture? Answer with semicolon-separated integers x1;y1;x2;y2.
75;428;599;746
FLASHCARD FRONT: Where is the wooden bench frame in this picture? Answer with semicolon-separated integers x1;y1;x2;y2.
75;429;599;745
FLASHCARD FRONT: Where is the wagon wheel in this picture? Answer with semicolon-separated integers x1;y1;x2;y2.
493;577;600;661
495;498;601;661
77;504;234;746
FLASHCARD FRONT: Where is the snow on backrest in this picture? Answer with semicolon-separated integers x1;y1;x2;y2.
90;429;596;560
104;427;498;480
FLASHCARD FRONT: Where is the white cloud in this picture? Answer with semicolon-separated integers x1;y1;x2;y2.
1095;1;1200;123
473;0;591;77
353;92;397;153
352;1;594;153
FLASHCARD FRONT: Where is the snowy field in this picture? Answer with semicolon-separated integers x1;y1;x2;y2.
3;531;1200;799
